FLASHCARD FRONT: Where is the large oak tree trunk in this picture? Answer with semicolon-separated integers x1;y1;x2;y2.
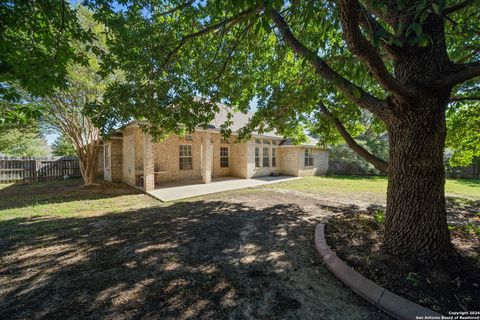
383;97;457;266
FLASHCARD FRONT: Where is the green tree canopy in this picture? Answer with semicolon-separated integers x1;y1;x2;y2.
0;124;50;157
86;0;480;266
446;102;480;167
0;1;94;125
52;134;76;157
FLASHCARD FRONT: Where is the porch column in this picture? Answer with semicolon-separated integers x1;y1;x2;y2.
202;132;212;184
143;133;155;192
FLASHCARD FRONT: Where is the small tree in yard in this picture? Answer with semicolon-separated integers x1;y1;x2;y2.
88;1;480;269
42;8;110;186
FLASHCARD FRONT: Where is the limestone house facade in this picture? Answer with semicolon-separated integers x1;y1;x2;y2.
102;108;329;192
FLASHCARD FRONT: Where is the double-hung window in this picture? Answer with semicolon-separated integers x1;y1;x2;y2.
179;145;193;170
220;147;229;168
271;148;277;167
304;148;314;167
263;147;269;167
255;147;260;168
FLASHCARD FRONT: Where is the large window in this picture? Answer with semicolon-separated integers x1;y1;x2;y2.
220;147;229;168
255;147;260;168
263;147;269;167
272;147;277;167
304;148;314;167
179;145;193;170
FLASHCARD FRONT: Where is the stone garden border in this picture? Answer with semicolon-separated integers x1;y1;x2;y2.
315;223;443;320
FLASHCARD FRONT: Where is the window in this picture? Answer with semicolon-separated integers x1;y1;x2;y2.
184;134;193;141
304;148;314;167
220;137;230;144
179;145;193;170
263;139;270;145
263;147;269;167
255;138;262;144
271;140;278;145
220;147;229;168
272;148;277;167
104;144;110;170
255;147;260;168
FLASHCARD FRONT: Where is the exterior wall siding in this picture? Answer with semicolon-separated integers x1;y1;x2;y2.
279;147;299;176
121;127;137;186
113;125;329;186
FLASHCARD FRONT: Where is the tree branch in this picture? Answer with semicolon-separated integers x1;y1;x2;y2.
443;0;476;15
267;8;390;120
156;0;195;16
338;0;414;97
435;61;480;87
160;7;259;69
319;102;389;173
449;96;480;102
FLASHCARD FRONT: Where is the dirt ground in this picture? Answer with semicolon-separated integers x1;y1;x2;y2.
326;209;480;314
0;184;389;320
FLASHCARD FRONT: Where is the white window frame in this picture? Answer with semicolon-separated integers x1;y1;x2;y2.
304;148;314;167
220;146;229;168
179;145;193;170
262;147;270;167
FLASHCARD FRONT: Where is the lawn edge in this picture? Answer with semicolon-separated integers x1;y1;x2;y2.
315;223;443;320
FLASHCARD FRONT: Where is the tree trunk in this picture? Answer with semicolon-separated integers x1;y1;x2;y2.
383;97;457;267
77;142;99;186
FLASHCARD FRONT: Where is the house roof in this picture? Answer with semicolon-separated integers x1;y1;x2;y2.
119;104;320;147
209;105;319;147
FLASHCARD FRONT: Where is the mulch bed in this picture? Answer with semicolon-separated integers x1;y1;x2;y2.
325;212;480;315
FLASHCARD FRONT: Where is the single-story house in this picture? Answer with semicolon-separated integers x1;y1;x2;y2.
102;106;329;191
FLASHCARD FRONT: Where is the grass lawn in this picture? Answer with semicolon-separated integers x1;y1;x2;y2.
0;178;388;319
269;175;480;201
0;176;477;318
0;179;160;221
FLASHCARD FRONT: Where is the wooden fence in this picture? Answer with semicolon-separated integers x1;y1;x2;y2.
0;156;81;183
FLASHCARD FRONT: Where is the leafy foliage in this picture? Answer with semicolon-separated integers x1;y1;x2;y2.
52;134;76;157
446;102;480;167
0;1;94;124
0;124;50;157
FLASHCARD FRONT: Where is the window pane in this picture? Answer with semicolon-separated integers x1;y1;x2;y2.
272;148;276;167
263;147;269;167
179;145;193;170
255;147;260;167
220;147;229;168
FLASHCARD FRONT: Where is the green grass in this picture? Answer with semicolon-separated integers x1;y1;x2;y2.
0;179;160;221
269;175;480;200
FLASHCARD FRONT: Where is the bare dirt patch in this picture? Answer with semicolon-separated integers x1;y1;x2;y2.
325;206;480;315
0;186;389;319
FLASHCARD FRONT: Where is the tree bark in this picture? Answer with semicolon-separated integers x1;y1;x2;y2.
383;97;457;267
77;140;99;186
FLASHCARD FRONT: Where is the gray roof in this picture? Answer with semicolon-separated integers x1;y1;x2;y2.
209;104;319;147
121;104;320;147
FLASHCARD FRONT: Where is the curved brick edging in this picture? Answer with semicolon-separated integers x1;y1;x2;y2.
315;223;443;320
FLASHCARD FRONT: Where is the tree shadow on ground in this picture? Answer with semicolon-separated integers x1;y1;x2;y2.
0;179;143;211
0;199;387;320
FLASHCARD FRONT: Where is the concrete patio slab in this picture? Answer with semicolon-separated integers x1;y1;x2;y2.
147;175;301;201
